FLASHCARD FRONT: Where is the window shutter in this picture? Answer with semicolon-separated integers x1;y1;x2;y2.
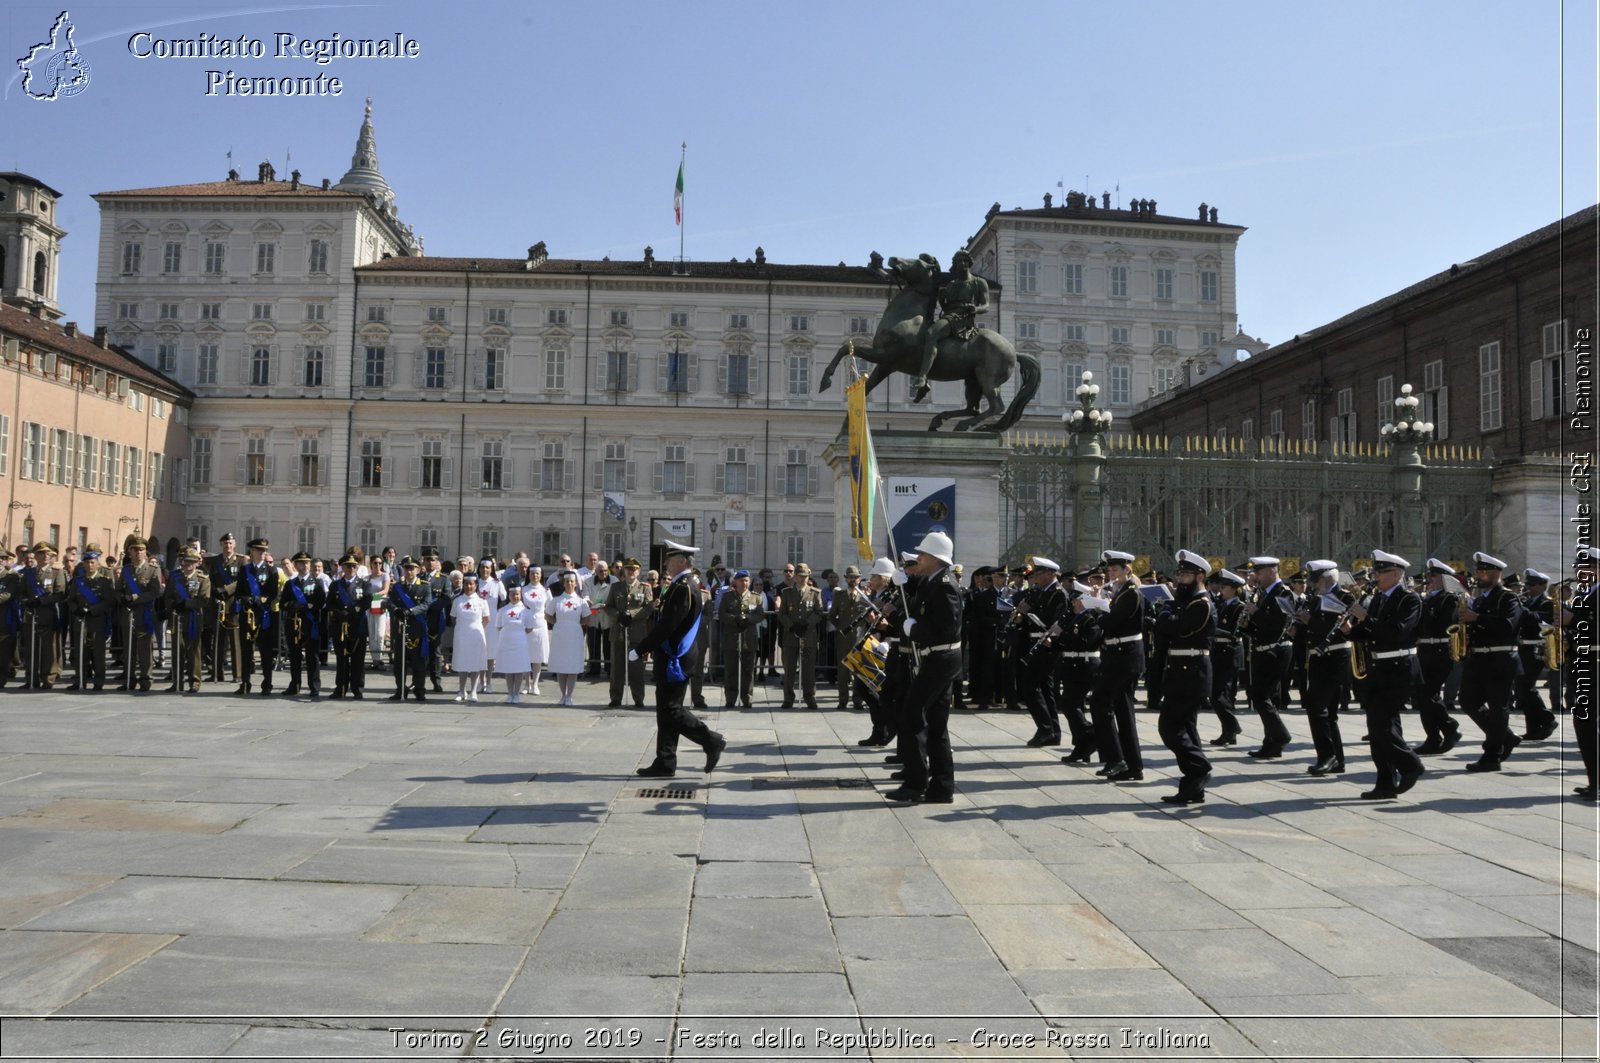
652;461;663;493
595;354;608;391
1529;360;1545;420
748;357;760;393
472;351;485;389
501;457;514;491
409;457;421;487
591;459;603;486
263;456;275;486
685;460;696;494
412;349;425;390
716;358;728;393
564;460;575;492
1328;416;1338;447
749;463;759;493
444;354;456;391
441;457;454;490
714;462;725;493
234;454;247;485
656;354;669;393
1564;354;1578;416
1435;387;1449;440
807;465;818;496
688;354;700;392
625;461;637;492
629;352;640;391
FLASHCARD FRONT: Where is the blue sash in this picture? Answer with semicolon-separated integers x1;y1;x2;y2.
391;581;429;660
0;579;19;635
243;564;271;631
123;565;154;635
664;580;701;684
24;567;64;631
72;571;112;639
172;569;201;641
288;580;321;643
335;579;358;610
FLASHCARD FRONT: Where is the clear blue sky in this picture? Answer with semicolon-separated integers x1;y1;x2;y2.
5;0;1595;348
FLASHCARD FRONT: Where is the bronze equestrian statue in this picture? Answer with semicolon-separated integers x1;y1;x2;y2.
819;252;1040;432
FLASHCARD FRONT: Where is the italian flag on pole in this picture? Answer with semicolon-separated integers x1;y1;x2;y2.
674;157;685;225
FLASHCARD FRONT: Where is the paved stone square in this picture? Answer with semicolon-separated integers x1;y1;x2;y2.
0;675;1595;1061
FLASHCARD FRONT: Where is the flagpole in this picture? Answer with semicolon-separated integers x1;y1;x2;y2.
851;361;919;668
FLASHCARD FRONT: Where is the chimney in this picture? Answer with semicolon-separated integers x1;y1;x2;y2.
526;241;548;270
1149;199;1157;215
869;251;884;270
290;169;301;190
754;246;766;266
227;168;239;182
1102;192;1111;209
1043;192;1052;208
258;160;275;183
30;304;42;319
1209;207;1219;223
643;245;654;269
94;326;108;347
320;178;330;190
1198;202;1208;221
63;321;77;337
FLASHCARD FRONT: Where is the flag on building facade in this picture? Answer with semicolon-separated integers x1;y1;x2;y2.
845;375;877;561
603;492;626;522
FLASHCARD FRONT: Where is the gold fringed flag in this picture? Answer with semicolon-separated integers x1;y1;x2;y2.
846;374;877;560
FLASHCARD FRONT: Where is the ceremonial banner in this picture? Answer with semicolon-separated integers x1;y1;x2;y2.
845;375;877;561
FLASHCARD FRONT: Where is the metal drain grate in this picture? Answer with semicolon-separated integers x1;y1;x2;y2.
749;776;874;790
633;787;701;799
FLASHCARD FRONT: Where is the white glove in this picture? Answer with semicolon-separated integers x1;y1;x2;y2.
891;570;908;586
902;619;915;636
627;649;639;662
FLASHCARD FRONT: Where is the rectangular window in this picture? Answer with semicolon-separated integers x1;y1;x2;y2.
1063;323;1085;343
1240;416;1254;441
162;242;182;274
1478;341;1502;431
1200;270;1219;302
303;346;324;387
79;434;97;490
357;525;380;559
1016;260;1038;293
784;446;811;497
307;239;329;274
1155;267;1174;300
726;351;751;395
486;307;508;325
118;302;138;320
541;441;565;492
722;445;749;495
602;441;626;493
427;306;449;323
1062;362;1086;400
483;348;504;391
149;452;165;500
121;242;142;275
669;311;690;328
159;302;179;320
1017;321;1038;341
423;347;448;389
1302;398;1317;441
0;414;9;477
21;422;43;481
304;303;326;322
609;310;630;327
255;242;275;274
665;350;690;393
728;313;750;330
1424;358;1449;440
200;302;221;320
1376;374;1394;427
243;437;265;487
546;308;567;326
419;437;443;489
192;436;212;486
1109;264;1128;298
299;435;319;487
1533;320;1569;418
360;438;382;488
366;305;386;323
417;528;440;558
1109;363;1131;406
197;344;219;385
104;441;121;493
1063;263;1084;295
544;346;567;391
297;525;316;558
661;442;688;494
482;528;501;561
250;347;272;386
1269;408;1284;439
363;346;386;388
128;389;145;413
785;535;807;565
49;428;70;485
252;303;272;321
1110;326;1131;345
204;241;225;275
604;350;628;392
127;445;143;496
1201;330;1219;350
787;353;810;395
1154;365;1179;394
481;437;504;490
724;533;746;570
540;531;562;568
848;316;871;335
1333;386;1357;445
157;343;177;374
1155;327;1176;348
788;314;809;332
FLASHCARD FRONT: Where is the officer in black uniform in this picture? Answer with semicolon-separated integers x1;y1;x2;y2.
877;553;921;768
66;549;116;690
0;549;21;690
385;556;432;702
279;551;326;698
1457;551;1525;772
1412;558;1465;754
964;566;1002;710
1515;569;1558;741
884;531;963;804
423;548;451;694
1345;550;1425;799
236;538;281;695
856;557;902;748
1298;560;1353;776
1055;578;1102;765
1088;549;1145;782
1559;547;1597;799
1207;569;1246;745
327;555;371;699
633;540;726;778
1239;557;1296;759
1016;557;1068;748
1154;550;1216;804
208;533;245;684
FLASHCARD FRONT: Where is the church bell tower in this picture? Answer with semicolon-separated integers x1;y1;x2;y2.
0;172;66;320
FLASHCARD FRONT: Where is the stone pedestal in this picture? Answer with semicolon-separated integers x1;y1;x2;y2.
823;429;1006;568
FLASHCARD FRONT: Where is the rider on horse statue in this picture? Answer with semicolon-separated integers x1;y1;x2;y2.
910;249;990;402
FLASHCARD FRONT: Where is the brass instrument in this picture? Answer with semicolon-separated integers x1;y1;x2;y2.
1348;588;1375;680
1545;583;1571;668
1442;573;1470;662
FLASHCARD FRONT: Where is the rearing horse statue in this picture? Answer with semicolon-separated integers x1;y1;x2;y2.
818;253;1040;432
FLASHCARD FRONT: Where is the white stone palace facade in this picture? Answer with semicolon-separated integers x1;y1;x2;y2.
91;106;1246;568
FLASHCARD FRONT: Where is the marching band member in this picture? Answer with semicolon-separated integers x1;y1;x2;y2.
1206;569;1247;746
1054;578;1102;765
1154;551;1216;804
1345;550;1425;799
1412;559;1465;754
1457;552;1524;772
1298;560;1351;777
1015;557;1068;748
1557;547;1597;800
884;532;962;804
1239;557;1296;760
165;547;210;693
1515;569;1558;740
1088;549;1145;782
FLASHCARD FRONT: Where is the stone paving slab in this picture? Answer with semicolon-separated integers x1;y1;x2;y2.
0;930;177;1012
363;884;558;945
685;897;841;973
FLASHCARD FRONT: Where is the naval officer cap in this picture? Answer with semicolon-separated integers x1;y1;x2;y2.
1579;547;1600;566
900;550;919;564
1102;549;1135;565
1425;558;1457;576
870;557;897;578
1217;569;1247;587
1305;559;1339;577
1174;550;1211;575
661;539;698;559
1371;549;1410;571
1247;556;1280;570
1070;580;1096;595
1031;556;1061;572
1472;551;1507;570
1524;568;1550;585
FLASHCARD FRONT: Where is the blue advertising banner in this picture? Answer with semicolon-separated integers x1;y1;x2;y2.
884;477;955;557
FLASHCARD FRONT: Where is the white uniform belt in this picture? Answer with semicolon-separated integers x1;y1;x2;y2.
1309;642;1349;657
1167;648;1207;657
1060;650;1097;658
1416;637;1451;645
1104;634;1142;645
1519;639;1545;646
1253;641;1291;652
922;642;960;652
1371;648;1415;660
1471;646;1516;654
1029;632;1048;640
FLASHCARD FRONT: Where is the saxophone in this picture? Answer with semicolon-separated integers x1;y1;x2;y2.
1443;573;1470;662
1348;588;1373;680
1544;583;1569;669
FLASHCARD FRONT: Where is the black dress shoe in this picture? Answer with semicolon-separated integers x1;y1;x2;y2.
430;679;444;693
1307;758;1346;776
284;683;300;695
1395;766;1424;795
1096;762;1125;777
780;700;795;710
857;733;884;747
703;736;727;773
741;698;753;708
608;699;622;707
138;679;152;692
1413;737;1444;755
1438;729;1461;754
1523;723;1556;742
1060;748;1094;764
637;764;675;778
1026;733;1052;748
235;683;250;696
1108;768;1144;782
384;692;402;702
1208;733;1240;746
1501;734;1523;757
1575;785;1597;800
884;754;901;764
1465;758;1502;773
1247;746;1284;759
1161;793;1205;805
921;789;954;804
1360;787;1399;800
693;699;710;709
883;786;925;803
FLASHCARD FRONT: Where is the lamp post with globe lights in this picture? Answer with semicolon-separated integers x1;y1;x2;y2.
1064;370;1114;457
1382;382;1433;564
1381;383;1434;468
1061;371;1113;565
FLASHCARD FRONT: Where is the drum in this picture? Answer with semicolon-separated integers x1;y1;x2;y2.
842;632;887;693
